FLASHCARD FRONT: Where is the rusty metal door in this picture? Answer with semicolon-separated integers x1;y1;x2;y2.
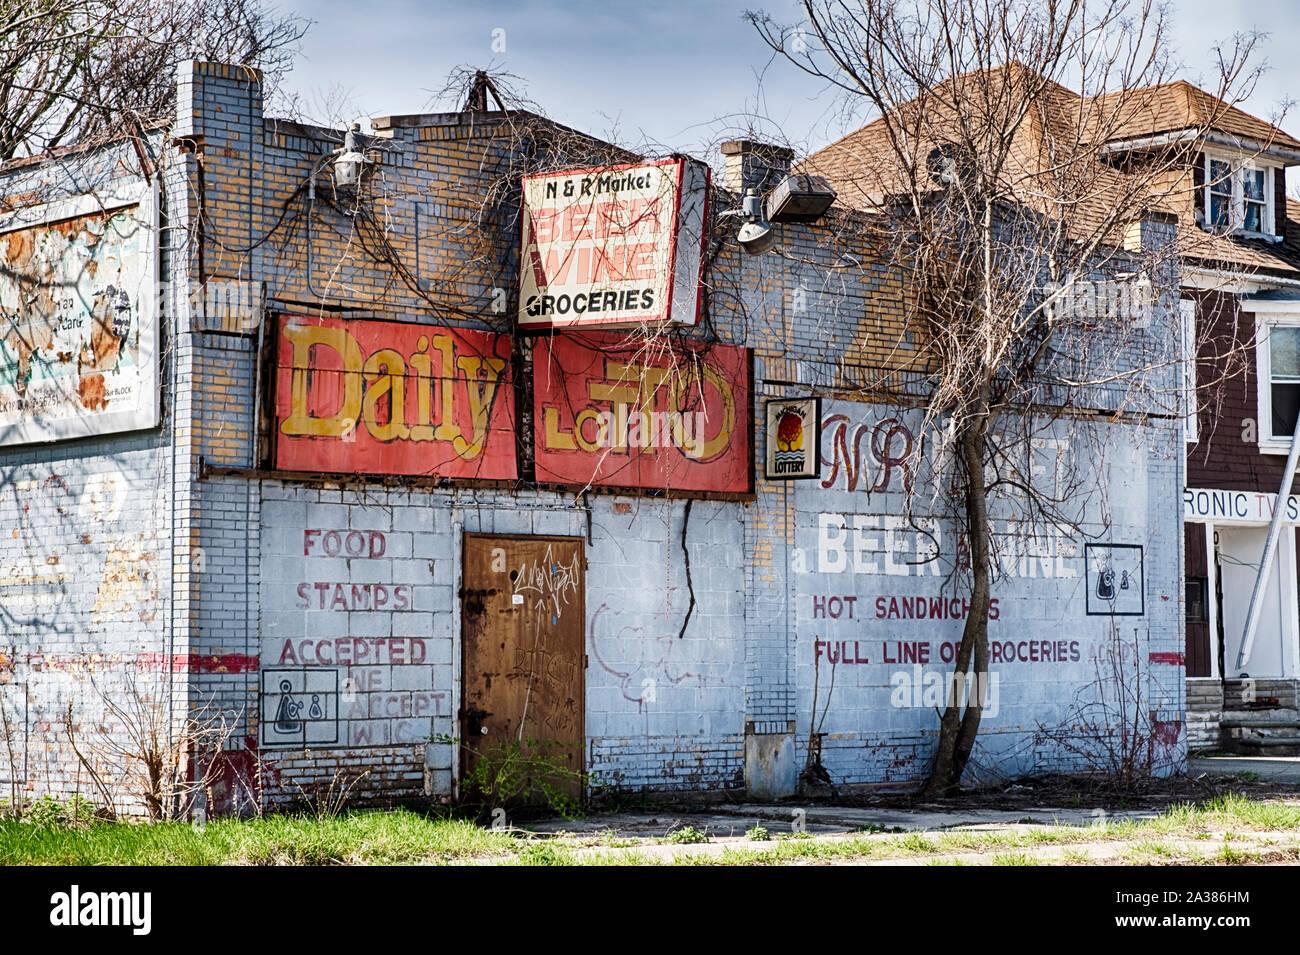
460;534;586;803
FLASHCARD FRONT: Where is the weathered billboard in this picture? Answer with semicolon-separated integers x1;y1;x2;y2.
517;158;709;330
274;315;517;479
0;195;159;445
532;331;750;492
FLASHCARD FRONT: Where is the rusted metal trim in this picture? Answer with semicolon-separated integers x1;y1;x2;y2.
197;464;758;503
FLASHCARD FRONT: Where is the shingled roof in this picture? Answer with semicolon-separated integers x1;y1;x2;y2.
1096;80;1300;154
799;68;1300;277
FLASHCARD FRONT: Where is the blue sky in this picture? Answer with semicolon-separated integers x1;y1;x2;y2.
281;0;1300;160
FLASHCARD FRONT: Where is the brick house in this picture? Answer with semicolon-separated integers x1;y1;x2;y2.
0;60;1184;816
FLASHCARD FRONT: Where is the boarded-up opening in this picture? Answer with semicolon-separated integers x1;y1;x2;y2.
1185;522;1211;677
460;534;586;805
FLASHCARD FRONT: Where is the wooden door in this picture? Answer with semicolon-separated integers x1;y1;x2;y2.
460;534;586;804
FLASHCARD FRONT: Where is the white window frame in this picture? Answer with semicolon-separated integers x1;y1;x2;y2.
1203;150;1277;237
1181;299;1198;444
1253;306;1300;454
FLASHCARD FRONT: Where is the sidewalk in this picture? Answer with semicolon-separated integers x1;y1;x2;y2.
517;792;1300;865
1189;754;1300;783
523;801;1159;839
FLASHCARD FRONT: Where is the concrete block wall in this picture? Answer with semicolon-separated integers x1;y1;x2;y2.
195;483;747;807
252;482;455;806
0;58;1192;812
582;496;746;794
0;131;199;814
181;57;1188;803
774;406;1182;787
0;443;173;810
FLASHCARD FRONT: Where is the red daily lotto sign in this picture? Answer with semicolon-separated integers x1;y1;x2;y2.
274;315;516;479
517;158;709;330
533;332;750;492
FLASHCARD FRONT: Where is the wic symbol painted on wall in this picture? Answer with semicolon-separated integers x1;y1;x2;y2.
1084;544;1145;616
261;667;339;747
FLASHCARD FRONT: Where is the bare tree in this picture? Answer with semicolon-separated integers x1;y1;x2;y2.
750;0;1271;794
0;685;21;817
0;0;308;160
63;668;237;820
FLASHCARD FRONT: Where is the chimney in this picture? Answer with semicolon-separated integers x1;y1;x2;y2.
720;139;794;196
1124;208;1179;254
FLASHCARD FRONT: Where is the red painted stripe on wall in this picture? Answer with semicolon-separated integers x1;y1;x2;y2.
25;652;260;673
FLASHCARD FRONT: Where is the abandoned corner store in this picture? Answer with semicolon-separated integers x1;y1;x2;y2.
0;60;1185;814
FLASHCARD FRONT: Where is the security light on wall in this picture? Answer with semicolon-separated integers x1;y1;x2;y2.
926;144;975;190
765;174;836;223
332;123;373;189
720;188;775;255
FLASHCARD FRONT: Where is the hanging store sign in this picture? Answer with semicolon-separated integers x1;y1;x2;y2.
517;158;710;330
532;331;750;492
1184;487;1300;524
764;397;821;479
274;315;516;479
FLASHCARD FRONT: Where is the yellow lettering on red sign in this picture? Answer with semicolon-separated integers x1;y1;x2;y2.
279;319;512;475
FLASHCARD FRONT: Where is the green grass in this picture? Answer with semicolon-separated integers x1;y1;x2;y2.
0;810;521;866
1215;843;1250;865
509;841;579;866
666;825;710;844
1116;838;1180;863
6;791;1300;866
1141;793;1300;834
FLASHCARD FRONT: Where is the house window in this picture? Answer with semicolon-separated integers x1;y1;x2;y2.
1243;167;1267;233
1270;325;1300;439
1204;155;1274;235
1208;159;1233;229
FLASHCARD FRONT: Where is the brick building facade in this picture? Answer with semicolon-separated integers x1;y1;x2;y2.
0;60;1185;816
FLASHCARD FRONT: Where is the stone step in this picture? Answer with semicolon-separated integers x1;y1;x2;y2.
1235;727;1300;740
1235;736;1300;757
1220;709;1300;729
